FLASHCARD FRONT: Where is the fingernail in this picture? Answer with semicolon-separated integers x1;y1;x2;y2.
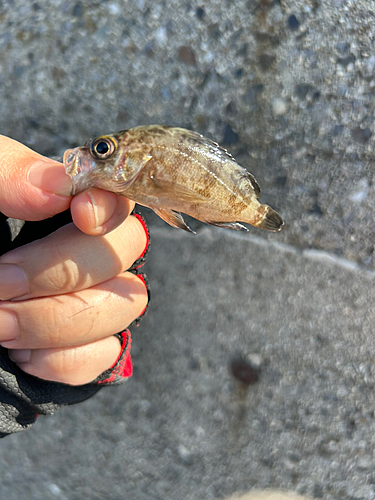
9;349;31;364
0;264;29;300
28;160;72;196
87;190;117;229
0;309;19;342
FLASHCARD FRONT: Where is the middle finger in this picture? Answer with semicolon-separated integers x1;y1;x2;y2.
0;214;148;301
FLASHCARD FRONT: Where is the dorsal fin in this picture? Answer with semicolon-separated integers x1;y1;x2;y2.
243;170;261;198
172;128;237;164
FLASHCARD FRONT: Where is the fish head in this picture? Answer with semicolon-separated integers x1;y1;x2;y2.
63;134;128;195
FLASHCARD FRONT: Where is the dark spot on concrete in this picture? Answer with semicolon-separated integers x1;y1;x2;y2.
27;118;40;130
189;94;198;111
337;55;356;67
208;23;220;40
332;125;344;136
142;7;151;18
244;84;264;103
225;101;236;115
51;66;66;86
295;84;320;100
309;202;323;217
229;28;243;45
13;65;26;78
312;90;320;100
197;71;210;90
258;53;276;71
196;6;205;19
336;41;350;55
143;42;154;57
235;68;243;78
178;46;196;65
223;124;239;145
346;417;356;432
236;43;248;57
351;127;372;144
255;32;274;43
188;358;200;371
275;175;287;187
287;452;301;463
72;2;82;16
295;84;313;99
230;358;259;386
117;109;128;123
316;334;326;344
288;14;300;31
165;20;174;35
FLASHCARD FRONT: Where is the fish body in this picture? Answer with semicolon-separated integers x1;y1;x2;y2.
63;125;283;233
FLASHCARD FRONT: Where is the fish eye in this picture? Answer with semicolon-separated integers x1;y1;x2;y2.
96;141;109;154
90;136;117;160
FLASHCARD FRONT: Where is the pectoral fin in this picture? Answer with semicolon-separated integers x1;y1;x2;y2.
153;207;196;233
150;177;209;204
205;220;249;232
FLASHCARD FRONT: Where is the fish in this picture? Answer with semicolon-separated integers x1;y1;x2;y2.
63;125;283;234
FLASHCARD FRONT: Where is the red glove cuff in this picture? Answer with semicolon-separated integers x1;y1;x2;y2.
129;212;150;271
95;329;132;385
94;211;151;386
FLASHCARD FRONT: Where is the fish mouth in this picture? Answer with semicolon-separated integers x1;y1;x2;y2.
63;147;95;195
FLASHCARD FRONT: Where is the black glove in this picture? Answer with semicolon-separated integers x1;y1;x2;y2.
0;210;150;437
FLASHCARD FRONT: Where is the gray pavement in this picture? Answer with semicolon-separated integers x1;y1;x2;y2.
1;0;375;498
2;228;375;499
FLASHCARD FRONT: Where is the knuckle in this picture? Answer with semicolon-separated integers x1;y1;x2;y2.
37;306;69;348
40;260;81;294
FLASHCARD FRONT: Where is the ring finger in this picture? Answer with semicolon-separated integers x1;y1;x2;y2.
9;335;124;385
0;272;148;350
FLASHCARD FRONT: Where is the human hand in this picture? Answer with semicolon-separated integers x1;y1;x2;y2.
0;135;149;385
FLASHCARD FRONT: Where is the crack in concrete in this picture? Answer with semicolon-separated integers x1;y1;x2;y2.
151;226;375;277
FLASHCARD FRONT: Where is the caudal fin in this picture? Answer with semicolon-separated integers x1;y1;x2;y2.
258;207;284;232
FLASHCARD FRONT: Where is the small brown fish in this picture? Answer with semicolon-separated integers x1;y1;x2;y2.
63;125;283;233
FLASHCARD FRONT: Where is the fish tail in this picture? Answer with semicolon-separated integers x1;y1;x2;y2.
257;206;284;232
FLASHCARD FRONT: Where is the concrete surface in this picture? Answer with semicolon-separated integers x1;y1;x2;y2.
2;228;375;500
1;0;375;499
225;493;311;500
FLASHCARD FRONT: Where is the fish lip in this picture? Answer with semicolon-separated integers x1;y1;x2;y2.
63;146;94;196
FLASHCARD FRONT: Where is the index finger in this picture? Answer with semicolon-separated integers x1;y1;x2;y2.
0;135;71;220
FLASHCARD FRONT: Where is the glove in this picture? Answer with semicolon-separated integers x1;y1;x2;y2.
0;210;150;436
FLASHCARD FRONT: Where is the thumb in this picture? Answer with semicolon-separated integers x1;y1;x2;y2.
0;135;72;221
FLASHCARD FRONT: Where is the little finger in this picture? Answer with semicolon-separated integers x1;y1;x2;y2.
9;335;122;385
